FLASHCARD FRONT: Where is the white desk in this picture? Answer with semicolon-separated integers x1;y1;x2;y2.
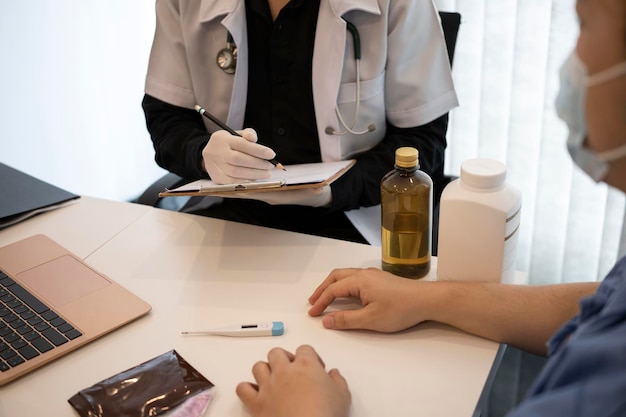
0;197;502;417
0;196;151;259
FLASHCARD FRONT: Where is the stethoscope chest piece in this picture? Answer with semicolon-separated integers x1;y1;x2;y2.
217;33;237;74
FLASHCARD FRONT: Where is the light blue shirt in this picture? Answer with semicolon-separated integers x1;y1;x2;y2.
507;256;626;417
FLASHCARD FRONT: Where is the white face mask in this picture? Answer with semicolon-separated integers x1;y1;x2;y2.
555;51;626;182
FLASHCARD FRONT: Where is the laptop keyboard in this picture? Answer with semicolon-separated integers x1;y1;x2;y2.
0;269;82;372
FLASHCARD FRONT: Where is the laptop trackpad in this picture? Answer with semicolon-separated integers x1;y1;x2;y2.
17;255;111;307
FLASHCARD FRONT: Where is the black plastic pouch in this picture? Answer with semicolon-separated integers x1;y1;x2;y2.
68;349;215;417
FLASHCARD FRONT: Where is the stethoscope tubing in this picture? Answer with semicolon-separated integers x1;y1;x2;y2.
218;20;375;136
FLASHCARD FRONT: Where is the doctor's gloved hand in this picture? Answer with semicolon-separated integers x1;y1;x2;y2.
232;185;333;207
202;128;277;184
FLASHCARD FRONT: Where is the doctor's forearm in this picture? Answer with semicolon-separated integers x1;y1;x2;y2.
329;117;448;211
142;94;210;179
408;113;448;178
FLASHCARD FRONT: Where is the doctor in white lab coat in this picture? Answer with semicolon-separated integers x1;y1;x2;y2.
142;0;458;242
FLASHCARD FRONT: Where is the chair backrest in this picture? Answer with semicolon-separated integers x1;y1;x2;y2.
438;11;461;67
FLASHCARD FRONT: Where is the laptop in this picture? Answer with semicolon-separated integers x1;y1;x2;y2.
0;162;80;229
0;234;152;385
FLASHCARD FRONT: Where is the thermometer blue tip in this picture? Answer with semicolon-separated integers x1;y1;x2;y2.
272;321;285;336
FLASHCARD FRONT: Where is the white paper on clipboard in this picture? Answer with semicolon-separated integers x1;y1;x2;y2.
159;160;355;197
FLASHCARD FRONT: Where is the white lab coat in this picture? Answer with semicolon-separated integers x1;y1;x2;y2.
145;0;457;162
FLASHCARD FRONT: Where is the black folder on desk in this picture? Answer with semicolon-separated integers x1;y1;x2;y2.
0;162;80;229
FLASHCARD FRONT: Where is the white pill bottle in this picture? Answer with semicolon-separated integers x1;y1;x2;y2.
436;158;522;283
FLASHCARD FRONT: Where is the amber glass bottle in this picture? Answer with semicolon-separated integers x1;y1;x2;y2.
380;147;432;278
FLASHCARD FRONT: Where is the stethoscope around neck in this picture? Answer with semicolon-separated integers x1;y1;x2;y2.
216;21;375;136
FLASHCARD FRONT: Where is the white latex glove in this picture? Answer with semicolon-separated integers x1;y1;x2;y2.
230;186;333;207
202;128;277;184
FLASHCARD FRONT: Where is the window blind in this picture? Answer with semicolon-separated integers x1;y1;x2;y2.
435;0;626;284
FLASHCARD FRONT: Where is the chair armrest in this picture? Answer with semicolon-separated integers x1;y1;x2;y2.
134;172;186;207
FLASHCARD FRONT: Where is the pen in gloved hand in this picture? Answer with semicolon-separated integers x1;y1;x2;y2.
194;104;286;171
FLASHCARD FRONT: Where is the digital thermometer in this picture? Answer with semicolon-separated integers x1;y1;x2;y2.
181;321;284;337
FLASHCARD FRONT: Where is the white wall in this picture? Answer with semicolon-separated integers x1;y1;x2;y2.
0;1;166;202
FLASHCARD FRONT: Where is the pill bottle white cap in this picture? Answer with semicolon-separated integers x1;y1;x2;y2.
460;158;507;190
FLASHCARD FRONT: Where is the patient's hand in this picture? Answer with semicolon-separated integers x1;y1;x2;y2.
308;267;429;332
236;345;351;417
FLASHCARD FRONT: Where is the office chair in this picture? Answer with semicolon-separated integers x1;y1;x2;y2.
440;11;461;68
135;11;463;218
432;11;462;252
